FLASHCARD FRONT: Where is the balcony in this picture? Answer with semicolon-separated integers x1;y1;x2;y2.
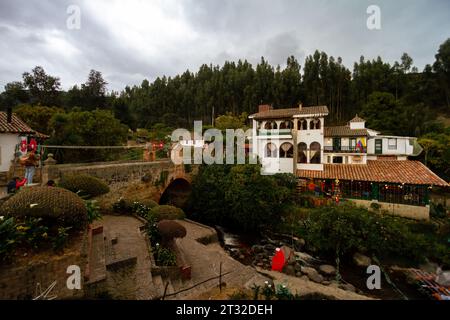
324;146;367;153
257;129;292;136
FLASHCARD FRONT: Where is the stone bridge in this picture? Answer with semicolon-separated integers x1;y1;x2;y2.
42;159;197;206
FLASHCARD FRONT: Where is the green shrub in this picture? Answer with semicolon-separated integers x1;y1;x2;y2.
59;174;110;198
149;205;185;221
157;220;187;245
154;245;176;266
0;187;88;230
0;217;20;262
112;198;157;215
85;200;102;224
52;226;71;252
301;204;429;262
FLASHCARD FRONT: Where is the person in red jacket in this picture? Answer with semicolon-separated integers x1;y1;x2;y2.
6;177;27;194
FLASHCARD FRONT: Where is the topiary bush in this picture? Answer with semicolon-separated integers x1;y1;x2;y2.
0;186;88;230
157;220;187;247
149;205;185;221
59;174;110;198
112;198;158;215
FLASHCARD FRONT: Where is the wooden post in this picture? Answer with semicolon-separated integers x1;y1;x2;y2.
219;262;222;292
162;282;169;300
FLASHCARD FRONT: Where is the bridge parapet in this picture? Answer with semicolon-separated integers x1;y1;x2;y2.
42;159;196;191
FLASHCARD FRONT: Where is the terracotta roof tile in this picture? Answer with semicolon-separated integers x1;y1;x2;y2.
297;160;448;186
0;111;35;134
349;114;365;123
250;105;329;120
324;126;369;137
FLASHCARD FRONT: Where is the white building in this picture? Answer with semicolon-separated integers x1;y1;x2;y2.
0;110;47;189
249;104;448;220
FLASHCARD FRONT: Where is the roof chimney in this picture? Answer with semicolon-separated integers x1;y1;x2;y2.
258;104;272;113
6;107;12;123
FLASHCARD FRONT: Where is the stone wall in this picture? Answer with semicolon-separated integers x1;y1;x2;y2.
350;199;430;220
41;160;192;197
0;233;88;300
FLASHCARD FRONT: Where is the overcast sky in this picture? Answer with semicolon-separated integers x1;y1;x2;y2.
0;0;449;91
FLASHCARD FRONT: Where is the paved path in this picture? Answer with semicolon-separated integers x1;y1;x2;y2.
95;215;157;299
169;220;270;299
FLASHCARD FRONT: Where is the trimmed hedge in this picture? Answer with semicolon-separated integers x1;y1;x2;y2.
59;174;110;198
149;205;185;221
0;186;88;230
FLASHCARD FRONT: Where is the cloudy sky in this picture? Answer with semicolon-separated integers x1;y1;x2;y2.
0;0;449;91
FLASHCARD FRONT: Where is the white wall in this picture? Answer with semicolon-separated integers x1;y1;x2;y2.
258;138;295;174
0;134;20;172
367;136;414;156
349;122;365;130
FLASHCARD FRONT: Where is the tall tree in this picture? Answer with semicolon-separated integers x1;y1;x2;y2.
22;66;61;106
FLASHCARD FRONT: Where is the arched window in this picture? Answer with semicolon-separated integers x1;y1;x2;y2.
310;120;315;130
310;142;321;164
279;142;294;158
265;143;277;158
315;119;321;129
279;122;286;129
264;122;272;129
272;121;278;129
298;142;307;163
299;119;307;130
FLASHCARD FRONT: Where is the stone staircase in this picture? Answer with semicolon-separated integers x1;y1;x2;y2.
84;216;173;300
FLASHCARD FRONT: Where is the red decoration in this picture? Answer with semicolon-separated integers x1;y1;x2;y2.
29;138;37;152
271;248;285;272
20;139;27;153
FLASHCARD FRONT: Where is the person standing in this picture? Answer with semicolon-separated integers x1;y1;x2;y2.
22;147;39;185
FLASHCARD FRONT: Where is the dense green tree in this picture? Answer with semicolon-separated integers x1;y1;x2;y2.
22;66;61;106
14;105;63;134
433;38;450;109
189;164;296;232
1;82;29;107
46;109;128;163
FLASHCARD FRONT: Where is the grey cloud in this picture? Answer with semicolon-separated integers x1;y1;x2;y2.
0;0;449;92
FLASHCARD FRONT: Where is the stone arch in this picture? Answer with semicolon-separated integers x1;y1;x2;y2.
299;119;308;130
264;121;278;130
279;120;294;129
298;142;307;163
279;142;294;158
265;142;277;158
310;142;321;164
159;178;192;210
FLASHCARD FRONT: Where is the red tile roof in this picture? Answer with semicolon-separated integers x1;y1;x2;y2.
0;111;35;134
250;105;329;120
0;111;49;138
324;126;369;137
297;160;448;186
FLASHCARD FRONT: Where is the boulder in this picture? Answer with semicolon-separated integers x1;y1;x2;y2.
300;266;317;276
283;265;296;276
340;283;356;292
294;251;317;265
308;272;324;284
293;237;306;250
353;252;372;268
319;264;337;276
300;275;309;281
301;266;324;283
